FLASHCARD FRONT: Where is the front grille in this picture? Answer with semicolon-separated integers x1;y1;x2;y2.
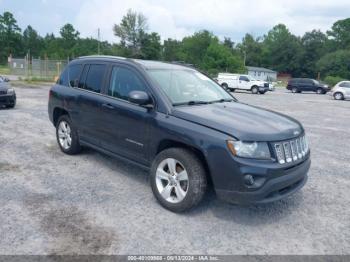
0;90;7;95
273;135;309;164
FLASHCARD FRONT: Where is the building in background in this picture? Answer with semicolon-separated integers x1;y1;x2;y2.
246;66;277;82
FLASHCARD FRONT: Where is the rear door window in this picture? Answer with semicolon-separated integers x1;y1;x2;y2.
80;64;107;93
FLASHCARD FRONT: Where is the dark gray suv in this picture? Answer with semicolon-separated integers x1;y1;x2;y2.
287;78;330;94
48;56;311;212
0;77;16;108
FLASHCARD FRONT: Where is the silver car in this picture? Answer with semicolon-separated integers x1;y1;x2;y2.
331;81;350;100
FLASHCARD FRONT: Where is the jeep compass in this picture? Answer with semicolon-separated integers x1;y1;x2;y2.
48;56;311;212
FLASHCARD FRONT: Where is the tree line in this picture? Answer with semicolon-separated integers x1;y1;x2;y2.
0;10;349;82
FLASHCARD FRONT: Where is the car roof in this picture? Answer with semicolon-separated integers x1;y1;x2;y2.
75;55;194;71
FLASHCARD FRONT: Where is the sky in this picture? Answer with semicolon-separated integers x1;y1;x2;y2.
1;0;349;43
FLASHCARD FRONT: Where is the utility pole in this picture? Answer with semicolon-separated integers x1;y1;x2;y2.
243;50;246;67
97;28;101;55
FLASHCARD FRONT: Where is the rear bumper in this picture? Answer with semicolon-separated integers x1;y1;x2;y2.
216;157;311;204
0;94;16;105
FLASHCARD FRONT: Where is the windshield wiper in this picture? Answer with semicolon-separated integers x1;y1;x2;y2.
173;100;211;106
209;98;235;104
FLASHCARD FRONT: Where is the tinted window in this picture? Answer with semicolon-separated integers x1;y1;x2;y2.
108;67;146;101
58;67;68;86
339;82;350;88
84;64;106;93
239;76;249;81
299;79;311;84
78;65;89;89
68;64;82;87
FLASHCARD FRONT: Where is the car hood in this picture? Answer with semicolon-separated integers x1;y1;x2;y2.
0;82;10;90
171;102;303;141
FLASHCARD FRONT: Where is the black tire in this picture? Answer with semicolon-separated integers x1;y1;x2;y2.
334;92;344;100
316;88;323;94
56;115;81;155
259;91;266;94
6;98;16;108
6;102;15;109
292;87;299;93
150;148;207;212
221;83;228;90
251;86;258;94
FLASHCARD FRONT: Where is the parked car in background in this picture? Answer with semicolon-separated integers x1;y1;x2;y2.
287;78;330;94
48;56;310;212
0;77;16;108
217;73;269;94
0;76;10;82
331;81;350;100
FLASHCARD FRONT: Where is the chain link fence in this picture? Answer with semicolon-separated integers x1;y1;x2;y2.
8;57;68;81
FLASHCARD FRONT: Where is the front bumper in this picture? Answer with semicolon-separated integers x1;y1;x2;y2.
0;93;16;106
258;86;269;92
216;156;311;204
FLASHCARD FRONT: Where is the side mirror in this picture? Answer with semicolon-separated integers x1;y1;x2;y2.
128;91;153;108
4;77;10;82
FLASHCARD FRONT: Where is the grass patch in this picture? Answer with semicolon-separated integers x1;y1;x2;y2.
0;65;10;75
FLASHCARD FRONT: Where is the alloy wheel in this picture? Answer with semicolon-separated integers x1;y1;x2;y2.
334;93;343;100
155;158;189;204
58;121;72;150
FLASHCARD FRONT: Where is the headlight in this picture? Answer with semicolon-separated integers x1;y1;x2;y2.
227;140;271;159
7;88;15;94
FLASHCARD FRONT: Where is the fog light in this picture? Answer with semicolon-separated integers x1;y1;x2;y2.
244;174;255;186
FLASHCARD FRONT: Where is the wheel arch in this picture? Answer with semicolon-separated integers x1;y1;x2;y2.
53;107;70;126
156;139;213;186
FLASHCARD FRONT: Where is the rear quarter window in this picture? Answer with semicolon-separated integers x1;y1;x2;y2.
57;67;68;86
68;64;83;87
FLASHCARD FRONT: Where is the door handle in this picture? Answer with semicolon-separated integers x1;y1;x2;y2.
101;103;115;110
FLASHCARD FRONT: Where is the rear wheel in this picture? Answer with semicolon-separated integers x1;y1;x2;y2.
221;83;228;90
316;88;323;94
150;148;207;212
251;86;258;94
259;90;266;94
56;115;81;155
334;92;344;100
292;87;299;93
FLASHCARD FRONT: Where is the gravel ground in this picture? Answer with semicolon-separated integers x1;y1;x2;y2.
0;85;349;255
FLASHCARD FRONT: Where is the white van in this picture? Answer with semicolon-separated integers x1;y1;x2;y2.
217;73;269;94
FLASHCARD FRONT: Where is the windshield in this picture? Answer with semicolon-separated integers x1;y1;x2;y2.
147;69;234;105
247;75;256;81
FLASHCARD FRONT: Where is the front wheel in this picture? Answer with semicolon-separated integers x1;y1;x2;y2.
56;115;81;155
259;90;266;94
251;86;258;94
334;92;344;100
150;148;207;212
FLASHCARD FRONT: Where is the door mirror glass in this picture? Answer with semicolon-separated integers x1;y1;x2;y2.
128;91;152;106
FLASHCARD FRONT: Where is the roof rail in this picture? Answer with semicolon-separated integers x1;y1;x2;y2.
171;61;194;68
77;55;127;60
